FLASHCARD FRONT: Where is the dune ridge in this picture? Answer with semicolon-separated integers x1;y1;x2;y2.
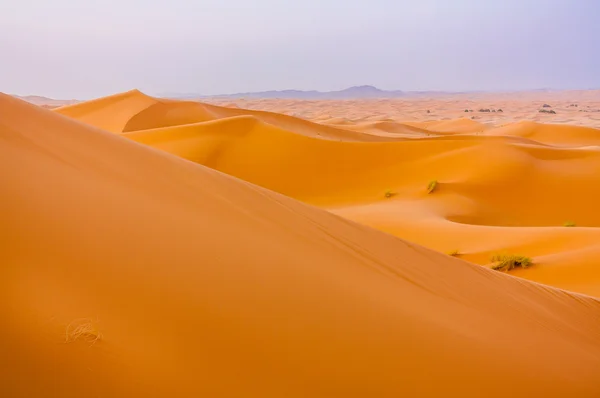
3;92;600;396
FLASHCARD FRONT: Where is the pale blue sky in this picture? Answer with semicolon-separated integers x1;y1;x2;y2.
1;0;598;98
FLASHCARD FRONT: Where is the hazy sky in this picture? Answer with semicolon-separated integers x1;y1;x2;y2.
1;0;598;98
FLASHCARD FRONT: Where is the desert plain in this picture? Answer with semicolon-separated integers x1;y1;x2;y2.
3;89;600;396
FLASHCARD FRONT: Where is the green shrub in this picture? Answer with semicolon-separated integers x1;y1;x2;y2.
563;221;576;227
490;254;532;271
427;180;438;194
384;189;396;198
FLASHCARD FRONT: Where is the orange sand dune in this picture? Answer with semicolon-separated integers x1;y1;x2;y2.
4;92;600;396
334;118;489;138
329;120;433;137
484;120;600;146
54;91;600;297
407;118;489;134
56;90;397;142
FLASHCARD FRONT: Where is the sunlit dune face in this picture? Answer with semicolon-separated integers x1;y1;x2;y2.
2;91;600;397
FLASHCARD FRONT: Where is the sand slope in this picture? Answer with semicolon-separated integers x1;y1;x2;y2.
55;90;600;297
3;93;600;396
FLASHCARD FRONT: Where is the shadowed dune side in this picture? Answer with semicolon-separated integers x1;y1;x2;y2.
3;93;600;397
124;115;265;166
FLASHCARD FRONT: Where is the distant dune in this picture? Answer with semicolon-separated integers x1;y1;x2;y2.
13;94;78;107
3;90;600;396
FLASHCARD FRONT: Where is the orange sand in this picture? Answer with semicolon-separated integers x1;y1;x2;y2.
3;91;600;396
55;90;600;297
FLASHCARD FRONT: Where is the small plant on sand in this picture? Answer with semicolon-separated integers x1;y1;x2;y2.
384;189;396;198
490;254;532;272
563;221;576;227
65;318;102;346
447;249;460;257
426;180;438;194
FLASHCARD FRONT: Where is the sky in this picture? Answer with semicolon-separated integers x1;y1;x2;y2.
1;0;598;99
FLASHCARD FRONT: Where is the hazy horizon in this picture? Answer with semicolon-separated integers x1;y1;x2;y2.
2;0;598;99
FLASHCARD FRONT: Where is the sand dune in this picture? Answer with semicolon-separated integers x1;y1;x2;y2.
483;120;600;146
205;90;600;129
56;90;396;142
4;92;600;396
56;90;600;296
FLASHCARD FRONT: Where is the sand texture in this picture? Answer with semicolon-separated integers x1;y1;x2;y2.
3;90;600;396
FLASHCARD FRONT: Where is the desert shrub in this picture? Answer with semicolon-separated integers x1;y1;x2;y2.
539;109;557;114
384;189;396;198
563;221;576;227
542;104;552;108
490;254;532;271
497;109;503;112
427;180;438;194
447;250;460;257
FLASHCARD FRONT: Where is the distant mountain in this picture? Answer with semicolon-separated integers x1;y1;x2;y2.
164;85;411;100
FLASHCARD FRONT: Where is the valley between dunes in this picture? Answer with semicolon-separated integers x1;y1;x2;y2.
2;90;600;396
